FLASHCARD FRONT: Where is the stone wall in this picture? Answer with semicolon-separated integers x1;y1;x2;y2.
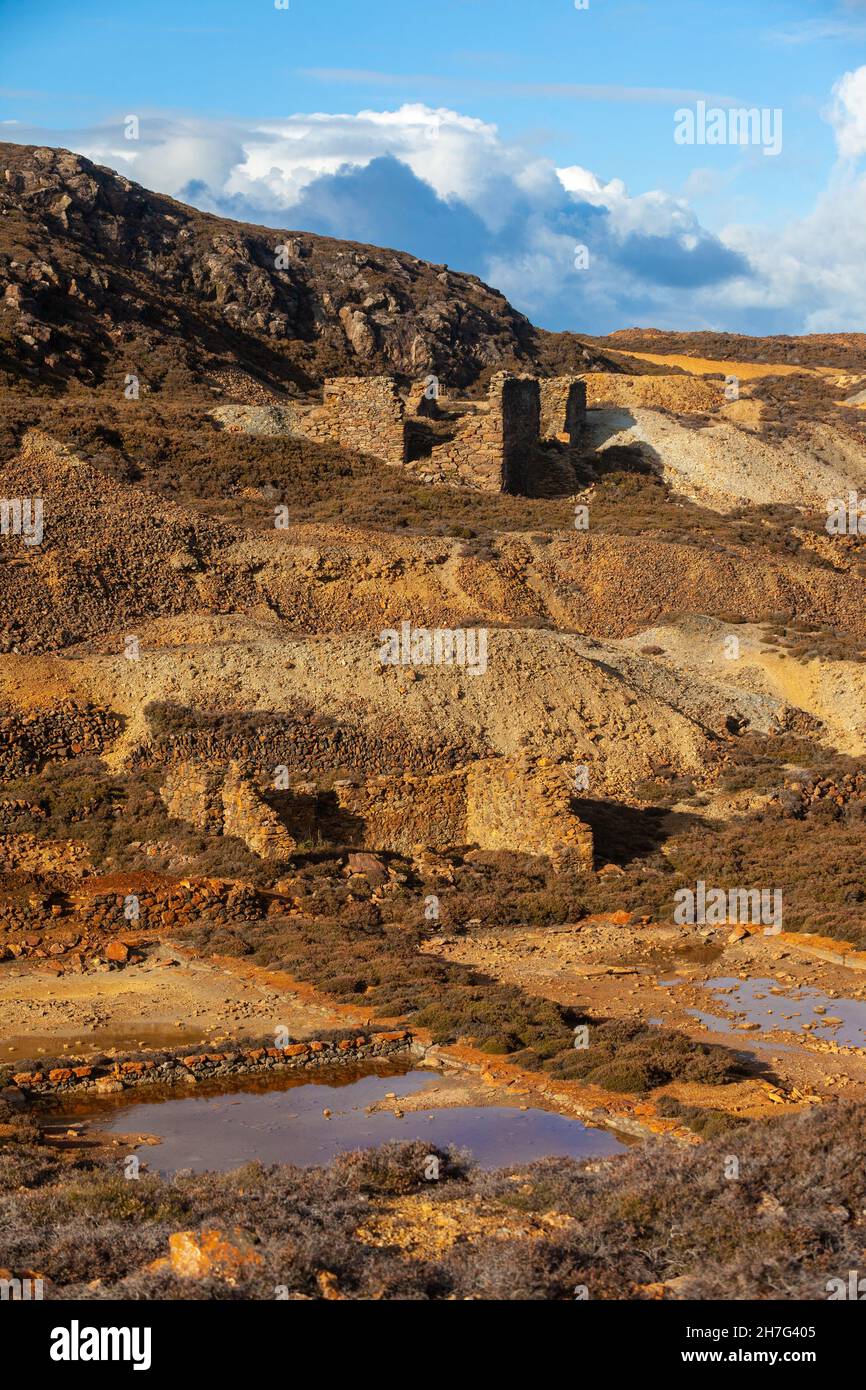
425;373;541;492
8;1030;415;1097
322;769;468;855
0;874;267;967
158;755;592;868
161;762;224;834
141;702;488;780
405;378;443;418
162;761;297;861
221;764;297;861
539;377;587;444
0;705;123;779
466;758;594;872
211;372;584;493
298;376;407;465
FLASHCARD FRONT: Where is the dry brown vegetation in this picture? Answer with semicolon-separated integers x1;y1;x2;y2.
2;1094;864;1300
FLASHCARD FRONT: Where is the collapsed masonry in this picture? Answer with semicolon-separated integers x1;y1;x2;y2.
161;756;593;872
212;371;587;493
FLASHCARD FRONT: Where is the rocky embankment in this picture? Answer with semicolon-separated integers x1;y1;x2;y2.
6;1029;415;1097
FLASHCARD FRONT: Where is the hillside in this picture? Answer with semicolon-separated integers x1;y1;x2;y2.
594;327;866;373
5;141;866;1309
0;142;616;394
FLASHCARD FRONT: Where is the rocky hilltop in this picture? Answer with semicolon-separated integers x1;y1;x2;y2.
0;142;615;393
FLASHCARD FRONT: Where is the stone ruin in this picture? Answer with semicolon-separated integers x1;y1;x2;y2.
295;376;407;467
160;756;594;872
213;371;588;494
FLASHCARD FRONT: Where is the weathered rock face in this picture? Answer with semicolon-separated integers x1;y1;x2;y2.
0;143;614;391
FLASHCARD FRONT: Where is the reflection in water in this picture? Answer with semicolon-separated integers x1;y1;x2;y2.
64;1065;627;1173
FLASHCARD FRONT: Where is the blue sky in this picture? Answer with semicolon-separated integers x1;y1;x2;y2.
2;0;866;333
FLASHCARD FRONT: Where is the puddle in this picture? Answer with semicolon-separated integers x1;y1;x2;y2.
675;944;726;967
648;943;725;986
685;1007;739;1034
688;977;866;1048
61;1064;627;1173
1;1026;212;1063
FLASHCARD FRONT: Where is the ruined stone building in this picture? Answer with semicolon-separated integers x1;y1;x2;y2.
213;372;587;494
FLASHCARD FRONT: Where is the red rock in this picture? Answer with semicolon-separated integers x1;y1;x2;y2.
346;852;388;885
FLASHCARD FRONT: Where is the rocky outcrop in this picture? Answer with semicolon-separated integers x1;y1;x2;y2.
0;143;616;391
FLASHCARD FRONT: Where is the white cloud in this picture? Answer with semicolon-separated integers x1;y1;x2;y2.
4;72;866;335
828;65;866;160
